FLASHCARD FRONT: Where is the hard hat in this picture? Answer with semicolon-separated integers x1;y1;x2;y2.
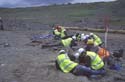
72;35;76;40
83;36;87;40
78;48;85;54
82;35;89;40
80;33;85;41
85;35;89;38
59;50;66;54
90;33;94;36
81;33;84;37
74;53;80;59
87;39;94;44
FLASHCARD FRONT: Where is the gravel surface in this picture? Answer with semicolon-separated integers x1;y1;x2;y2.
0;30;125;82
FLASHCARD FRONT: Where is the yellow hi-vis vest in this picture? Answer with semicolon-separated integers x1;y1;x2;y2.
61;38;72;47
54;28;66;38
86;51;104;70
93;34;102;46
57;53;78;73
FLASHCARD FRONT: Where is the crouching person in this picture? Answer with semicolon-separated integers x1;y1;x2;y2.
55;50;106;77
74;48;106;76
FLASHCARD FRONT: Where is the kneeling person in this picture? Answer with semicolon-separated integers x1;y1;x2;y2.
55;50;105;77
74;48;104;70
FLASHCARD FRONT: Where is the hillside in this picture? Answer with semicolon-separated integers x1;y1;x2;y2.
111;0;125;17
0;1;124;30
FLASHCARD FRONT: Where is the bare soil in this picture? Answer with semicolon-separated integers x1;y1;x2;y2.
0;30;125;82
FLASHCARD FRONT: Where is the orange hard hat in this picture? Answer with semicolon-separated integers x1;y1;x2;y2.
98;48;110;59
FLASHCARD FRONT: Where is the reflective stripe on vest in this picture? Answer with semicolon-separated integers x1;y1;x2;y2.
57;54;78;73
61;38;72;47
87;51;104;70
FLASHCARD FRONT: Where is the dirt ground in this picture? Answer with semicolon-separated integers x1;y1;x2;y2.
0;30;125;82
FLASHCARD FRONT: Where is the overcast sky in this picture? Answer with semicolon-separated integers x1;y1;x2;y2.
0;0;116;8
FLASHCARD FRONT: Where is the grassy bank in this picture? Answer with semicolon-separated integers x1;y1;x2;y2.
0;2;124;28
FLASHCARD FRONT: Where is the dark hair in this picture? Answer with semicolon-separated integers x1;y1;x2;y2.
79;52;88;64
75;33;80;37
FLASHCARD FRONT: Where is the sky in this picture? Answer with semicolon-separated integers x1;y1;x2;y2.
0;0;116;8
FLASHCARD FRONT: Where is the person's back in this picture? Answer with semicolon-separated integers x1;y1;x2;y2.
89;33;103;46
87;51;104;70
61;37;73;48
61;36;78;48
55;50;78;73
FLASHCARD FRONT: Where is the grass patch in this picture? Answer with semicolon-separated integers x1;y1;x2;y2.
0;2;124;26
110;19;125;26
68;9;96;17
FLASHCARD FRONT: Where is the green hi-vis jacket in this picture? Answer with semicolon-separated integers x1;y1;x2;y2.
61;38;72;47
87;51;104;70
93;34;102;46
57;53;78;73
54;28;66;38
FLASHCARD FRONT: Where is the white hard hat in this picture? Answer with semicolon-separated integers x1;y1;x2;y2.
78;48;85;54
83;36;87;40
74;53;80;59
81;33;84;37
59;50;65;54
80;33;85;40
82;35;89;40
85;35;89;38
90;33;94;36
83;36;86;40
72;35;76;40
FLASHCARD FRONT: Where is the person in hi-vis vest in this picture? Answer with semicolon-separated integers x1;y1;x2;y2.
55;50;106;77
53;25;67;40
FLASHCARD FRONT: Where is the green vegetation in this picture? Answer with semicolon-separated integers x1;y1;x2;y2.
0;3;107;24
110;18;125;26
0;1;124;26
